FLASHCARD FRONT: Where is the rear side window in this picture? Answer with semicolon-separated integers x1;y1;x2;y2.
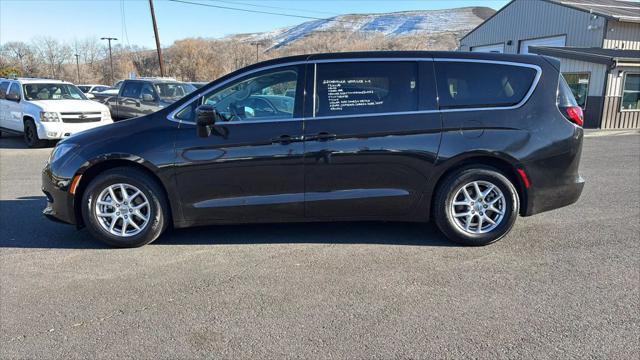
435;61;537;109
314;62;418;117
121;82;142;98
0;81;9;97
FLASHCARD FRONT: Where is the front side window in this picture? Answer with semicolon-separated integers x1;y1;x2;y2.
8;83;21;98
563;73;590;109
78;85;91;93
314;61;418;117
121;82;142;98
141;83;156;100
435;61;537;109
621;73;640;111
176;67;299;123
23;83;86;101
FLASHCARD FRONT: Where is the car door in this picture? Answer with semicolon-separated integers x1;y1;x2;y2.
172;64;306;223
5;83;23;131
117;81;143;119
303;59;441;219
0;81;9;128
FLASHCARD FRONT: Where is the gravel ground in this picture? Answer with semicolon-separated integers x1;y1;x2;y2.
0;133;638;359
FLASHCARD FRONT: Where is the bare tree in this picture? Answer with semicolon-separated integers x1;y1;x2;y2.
32;37;73;79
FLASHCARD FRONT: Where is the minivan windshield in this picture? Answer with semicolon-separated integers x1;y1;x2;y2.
23;83;87;101
154;83;196;101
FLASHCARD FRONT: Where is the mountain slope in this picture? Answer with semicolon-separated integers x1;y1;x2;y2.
230;7;495;49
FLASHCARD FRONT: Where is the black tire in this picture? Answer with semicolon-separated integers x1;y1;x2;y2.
81;167;169;248
23;119;48;148
433;166;519;246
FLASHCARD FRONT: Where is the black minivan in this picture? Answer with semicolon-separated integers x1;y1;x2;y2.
42;51;585;247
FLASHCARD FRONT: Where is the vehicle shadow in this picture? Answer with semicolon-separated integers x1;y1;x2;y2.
0;196;454;249
0;134;55;149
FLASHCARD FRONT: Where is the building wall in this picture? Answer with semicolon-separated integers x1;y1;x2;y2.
460;0;606;53
560;59;607;97
602;66;640;129
604;21;640;50
560;59;609;128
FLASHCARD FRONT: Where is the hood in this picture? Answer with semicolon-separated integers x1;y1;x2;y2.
29;100;107;113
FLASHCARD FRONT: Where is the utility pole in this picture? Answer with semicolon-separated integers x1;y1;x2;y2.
101;37;117;85
74;54;81;84
148;0;165;77
250;41;265;62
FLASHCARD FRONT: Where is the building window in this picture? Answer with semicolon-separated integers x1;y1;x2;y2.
621;73;640;111
563;73;590;109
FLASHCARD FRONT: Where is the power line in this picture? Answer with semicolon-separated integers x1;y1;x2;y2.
168;0;362;25
210;0;340;16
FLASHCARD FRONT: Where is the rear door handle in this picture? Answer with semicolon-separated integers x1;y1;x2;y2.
309;132;337;142
271;135;304;144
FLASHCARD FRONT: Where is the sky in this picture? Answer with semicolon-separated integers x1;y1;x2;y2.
0;0;509;48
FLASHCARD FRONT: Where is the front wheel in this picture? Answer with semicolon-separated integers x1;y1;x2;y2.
82;167;169;247
434;166;519;246
24;119;48;148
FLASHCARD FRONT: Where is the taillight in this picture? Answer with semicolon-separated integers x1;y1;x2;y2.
563;106;584;127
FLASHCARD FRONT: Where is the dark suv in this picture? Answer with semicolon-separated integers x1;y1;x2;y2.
104;78;196;120
42;51;584;247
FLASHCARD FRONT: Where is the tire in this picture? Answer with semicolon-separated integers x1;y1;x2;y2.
24;119;48;148
81;167;169;247
433;166;519;246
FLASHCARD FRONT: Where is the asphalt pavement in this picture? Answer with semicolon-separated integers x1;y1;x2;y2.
0;132;638;359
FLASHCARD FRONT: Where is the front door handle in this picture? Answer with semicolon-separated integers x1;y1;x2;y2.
309;132;337;142
271;135;303;145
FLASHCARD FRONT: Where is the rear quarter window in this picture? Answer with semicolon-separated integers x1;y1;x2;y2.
435;61;537;109
0;81;9;97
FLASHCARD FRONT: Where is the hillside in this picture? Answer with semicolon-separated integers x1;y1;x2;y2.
229;7;495;50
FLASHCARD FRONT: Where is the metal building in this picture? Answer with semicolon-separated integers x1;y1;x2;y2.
459;0;640;129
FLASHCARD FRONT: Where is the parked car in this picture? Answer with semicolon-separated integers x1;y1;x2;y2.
103;78;196;120
189;82;208;89
77;84;110;94
90;81;124;104
42;51;585;247
0;78;112;147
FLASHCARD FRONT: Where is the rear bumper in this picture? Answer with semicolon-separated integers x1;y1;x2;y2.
42;164;77;225
524;174;585;216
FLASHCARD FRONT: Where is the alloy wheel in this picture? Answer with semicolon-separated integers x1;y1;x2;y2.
449;180;506;234
95;183;151;237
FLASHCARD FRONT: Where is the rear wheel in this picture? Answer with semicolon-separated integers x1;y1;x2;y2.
434;166;519;246
82;167;169;247
24;119;48;148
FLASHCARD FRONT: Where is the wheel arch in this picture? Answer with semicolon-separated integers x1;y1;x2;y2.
72;158;175;227
429;153;528;218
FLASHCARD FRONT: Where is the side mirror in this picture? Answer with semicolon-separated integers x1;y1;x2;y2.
5;93;20;102
196;104;219;138
86;93;95;99
141;93;155;102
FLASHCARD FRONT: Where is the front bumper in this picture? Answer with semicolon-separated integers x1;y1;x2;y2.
37;120;112;140
42;164;77;225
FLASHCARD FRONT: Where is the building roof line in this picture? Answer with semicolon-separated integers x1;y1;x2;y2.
461;0;640;42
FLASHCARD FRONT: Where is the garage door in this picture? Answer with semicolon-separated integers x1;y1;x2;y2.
471;43;505;53
519;35;566;54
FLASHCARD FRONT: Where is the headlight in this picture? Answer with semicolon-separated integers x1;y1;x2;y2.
102;109;111;121
40;111;60;122
49;143;77;163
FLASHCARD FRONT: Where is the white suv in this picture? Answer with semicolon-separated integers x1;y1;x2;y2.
0;78;113;147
